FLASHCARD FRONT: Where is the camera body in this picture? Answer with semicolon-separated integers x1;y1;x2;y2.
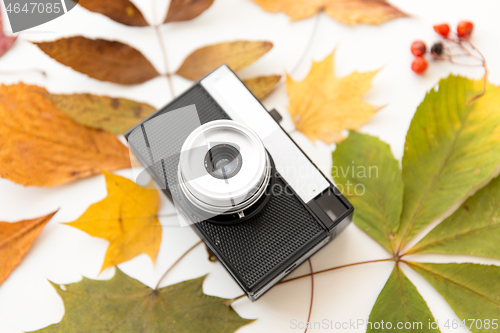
125;65;353;301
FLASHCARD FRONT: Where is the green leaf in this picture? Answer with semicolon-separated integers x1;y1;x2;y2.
397;76;500;250
408;174;500;258
408;262;500;332
33;269;253;333
367;265;439;333
332;131;403;254
45;93;156;134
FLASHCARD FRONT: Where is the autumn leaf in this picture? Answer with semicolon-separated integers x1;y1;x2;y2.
164;0;214;23
331;75;500;330
407;174;500;259
396;77;500;251
46;93;156;134
367;266;438;333
287;51;379;144
408;262;500;332
332;131;403;253
0;211;57;285
242;74;281;100
64;171;161;271
33;270;252;333
0;83;131;186
176;41;273;81
34;37;159;85
0;6;16;57
78;0;149;26
251;0;407;25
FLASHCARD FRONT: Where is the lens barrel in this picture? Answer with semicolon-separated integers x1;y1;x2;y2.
178;120;271;216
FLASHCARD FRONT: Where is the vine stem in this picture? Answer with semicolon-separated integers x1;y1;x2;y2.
151;0;175;99
154;240;202;290
304;259;314;333
228;257;395;304
279;257;394;285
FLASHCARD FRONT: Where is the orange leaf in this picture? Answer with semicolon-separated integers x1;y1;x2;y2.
0;83;131;186
64;171;161;271
164;0;214;23
0;211;57;285
78;0;149;26
34;37;159;85
251;0;407;24
286;51;379;143
176;41;273;81
242;74;281;100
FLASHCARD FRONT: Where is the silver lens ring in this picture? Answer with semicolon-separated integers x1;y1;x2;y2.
178;120;271;215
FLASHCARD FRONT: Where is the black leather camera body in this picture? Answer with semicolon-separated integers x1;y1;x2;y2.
125;65;353;301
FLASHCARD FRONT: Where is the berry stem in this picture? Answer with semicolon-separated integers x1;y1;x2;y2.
434;33;487;104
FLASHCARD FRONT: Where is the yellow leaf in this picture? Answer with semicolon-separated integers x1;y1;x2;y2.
251;0;407;24
176;41;273;81
286;52;379;143
64;171;161;271
0;83;131;186
242;74;281;100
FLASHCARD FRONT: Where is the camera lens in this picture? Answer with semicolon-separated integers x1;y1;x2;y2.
204;144;243;179
178;120;271;216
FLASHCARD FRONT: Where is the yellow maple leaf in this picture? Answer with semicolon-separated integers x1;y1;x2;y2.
287;52;379;143
251;0;407;25
64;171;161;271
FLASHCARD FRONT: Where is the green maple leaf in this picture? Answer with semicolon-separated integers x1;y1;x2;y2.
32;269;253;333
332;75;500;332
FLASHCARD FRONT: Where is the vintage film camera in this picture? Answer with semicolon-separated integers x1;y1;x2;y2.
125;65;353;301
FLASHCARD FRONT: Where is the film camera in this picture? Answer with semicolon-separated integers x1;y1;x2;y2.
125;65;353;301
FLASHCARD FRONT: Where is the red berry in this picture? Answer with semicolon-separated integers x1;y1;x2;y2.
411;41;426;56
411;57;428;74
457;21;473;38
433;23;450;37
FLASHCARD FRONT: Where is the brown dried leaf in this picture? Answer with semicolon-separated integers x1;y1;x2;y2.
0;211;57;285
46;93;156;134
242;75;281;100
176;41;273;81
34;37;159;85
252;0;407;24
78;0;148;26
164;0;214;23
0;83;131;186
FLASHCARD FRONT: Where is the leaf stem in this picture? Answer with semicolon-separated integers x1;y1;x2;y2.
304;259;314;333
269;13;321;96
154;240;202;290
0;68;46;77
150;0;175;99
154;25;176;99
278;257;395;285
228;257;395;304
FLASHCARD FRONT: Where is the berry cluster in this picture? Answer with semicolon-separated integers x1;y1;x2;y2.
410;21;475;74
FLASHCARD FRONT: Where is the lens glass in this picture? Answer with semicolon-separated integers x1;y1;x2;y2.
204;144;242;179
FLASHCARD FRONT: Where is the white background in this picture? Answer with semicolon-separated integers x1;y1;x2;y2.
1;0;500;332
